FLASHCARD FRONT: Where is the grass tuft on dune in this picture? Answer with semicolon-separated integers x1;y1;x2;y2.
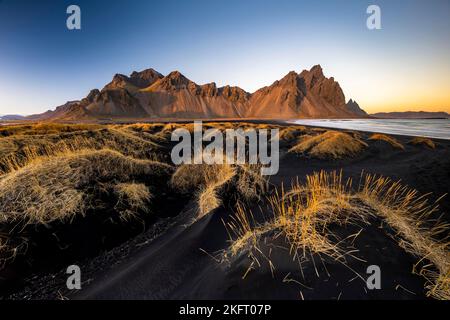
224;170;449;300
171;162;267;218
0;123;174;270
0;149;171;225
289;131;368;159
114;182;153;221
276;126;307;141
369;133;405;150
359;174;449;299
0;126;162;174
0;123;103;137
409;137;436;149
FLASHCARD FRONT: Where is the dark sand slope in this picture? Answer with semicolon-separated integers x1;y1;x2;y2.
74;204;426;300
4;125;449;300
70;132;448;300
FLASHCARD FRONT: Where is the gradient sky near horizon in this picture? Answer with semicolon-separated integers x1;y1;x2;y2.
0;0;449;115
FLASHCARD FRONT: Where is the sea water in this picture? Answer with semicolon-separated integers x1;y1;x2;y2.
291;119;450;140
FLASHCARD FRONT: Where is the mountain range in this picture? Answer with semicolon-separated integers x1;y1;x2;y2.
0;115;26;121
371;111;449;119
28;65;368;121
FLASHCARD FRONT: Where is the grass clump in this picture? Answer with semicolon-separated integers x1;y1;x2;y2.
224;170;449;299
0;149;171;225
289;131;368;159
0;123;103;137
409;137;436;149
358;174;449;299
171;162;267;218
369;133;405;150
114;182;152;221
225;171;361;261
276;126;307;141
0;127;162;174
171;163;236;217
0;124;171;270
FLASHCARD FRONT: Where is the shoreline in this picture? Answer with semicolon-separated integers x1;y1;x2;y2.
2;118;449;140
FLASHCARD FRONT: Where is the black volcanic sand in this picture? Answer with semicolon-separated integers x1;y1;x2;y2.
3;123;450;300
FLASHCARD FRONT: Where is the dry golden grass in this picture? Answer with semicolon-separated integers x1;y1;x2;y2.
0;149;171;225
114;182;152;221
0;136;92;174
203;122;281;132
225;171;361;261
289;131;368;159
161;123;196;133
0;123;103;137
409;137;436;149
171;162;237;217
344;130;362;140
369;133;405;150
197;184;223;218
224;170;449;299
250;123;278;130
358;174;449;299
0;123;173;269
203;122;228;129
206;122;239;130
171;162;267;218
276;126;307;141
149;122;199;141
0;127;162;174
119;123;166;141
170;162;235;194
235;164;268;201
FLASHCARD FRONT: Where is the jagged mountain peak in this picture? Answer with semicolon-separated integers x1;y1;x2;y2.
152;70;196;91
309;64;324;77
129;68;163;87
166;70;189;81
103;74;131;90
130;68;162;79
280;71;299;83
346;99;368;116
104;69;163;91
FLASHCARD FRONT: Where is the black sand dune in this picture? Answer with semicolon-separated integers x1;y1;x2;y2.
4;124;448;300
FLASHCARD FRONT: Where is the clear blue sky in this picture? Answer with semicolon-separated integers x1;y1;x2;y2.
0;0;449;115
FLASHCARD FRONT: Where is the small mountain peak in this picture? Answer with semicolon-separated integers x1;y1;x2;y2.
202;81;217;88
103;73;131;90
279;71;298;83
200;82;218;97
273;71;302;91
85;89;100;103
152;70;197;91
309;64;324;77
219;85;250;102
167;70;183;77
112;73;128;81
346;99;368;116
165;71;191;84
130;68;160;77
129;68;163;88
347;98;359;105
